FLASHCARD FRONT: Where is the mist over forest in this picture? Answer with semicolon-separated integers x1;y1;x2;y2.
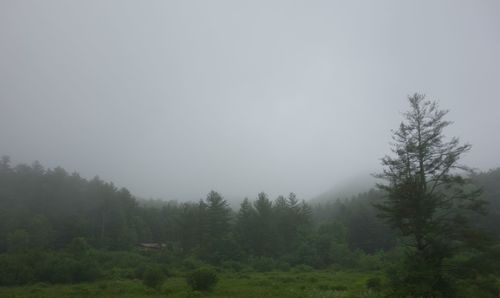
1;1;500;297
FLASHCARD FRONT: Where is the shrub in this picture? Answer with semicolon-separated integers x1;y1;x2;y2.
72;259;101;282
34;253;100;284
161;266;172;278
457;275;500;298
251;257;275;272
35;255;78;283
276;260;291;271
366;277;382;291
0;255;34;285
357;252;383;271
182;257;204;270
134;264;148;279
142;267;166;289
186;267;218;291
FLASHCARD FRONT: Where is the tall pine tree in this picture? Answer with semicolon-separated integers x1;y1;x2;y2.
374;94;485;296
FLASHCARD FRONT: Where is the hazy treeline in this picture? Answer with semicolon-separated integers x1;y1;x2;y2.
0;156;499;287
2;156;500;256
0;156;395;262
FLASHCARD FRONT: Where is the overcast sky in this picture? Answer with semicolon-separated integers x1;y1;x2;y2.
1;0;499;202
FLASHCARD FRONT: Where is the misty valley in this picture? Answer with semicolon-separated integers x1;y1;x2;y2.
1;96;500;297
1;165;499;297
2;1;500;297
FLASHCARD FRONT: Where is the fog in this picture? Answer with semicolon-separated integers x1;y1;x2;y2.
1;0;499;201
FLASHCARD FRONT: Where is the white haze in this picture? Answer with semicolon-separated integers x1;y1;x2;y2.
1;0;499;202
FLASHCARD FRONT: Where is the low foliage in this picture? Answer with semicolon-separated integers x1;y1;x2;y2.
366;277;382;291
186;267;218;291
142;267;165;289
0;271;394;298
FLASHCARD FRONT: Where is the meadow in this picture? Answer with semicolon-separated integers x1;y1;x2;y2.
0;270;382;298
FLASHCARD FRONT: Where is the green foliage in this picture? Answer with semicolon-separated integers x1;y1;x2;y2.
357;251;383;271
142;266;165;289
221;260;244;272
0;270;497;297
0;153;498;296
0;271;403;298
366;277;382;291
0;254;34;285
67;237;90;257
456;275;500;298
471;168;500;240
7;229;30;252
313;200;395;260
385;253;456;297
0;159;139;251
182;257;205;270
275;260;291;271
250;256;276;272
186;267;218;291
374;94;488;296
0;251;102;286
35;254;100;284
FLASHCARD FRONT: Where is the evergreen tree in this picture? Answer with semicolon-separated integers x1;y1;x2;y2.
203;191;232;261
253;192;274;256
205;191;231;241
374;94;486;296
234;198;257;254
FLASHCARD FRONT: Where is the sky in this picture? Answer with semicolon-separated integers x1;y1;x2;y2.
1;0;499;202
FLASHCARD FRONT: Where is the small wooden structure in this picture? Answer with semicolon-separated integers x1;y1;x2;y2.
137;242;166;251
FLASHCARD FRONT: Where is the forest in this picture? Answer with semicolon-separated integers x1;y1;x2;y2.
2;0;500;296
1;98;500;297
0;156;499;297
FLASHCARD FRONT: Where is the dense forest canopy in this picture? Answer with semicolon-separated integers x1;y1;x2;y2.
1;155;498;257
0;154;499;296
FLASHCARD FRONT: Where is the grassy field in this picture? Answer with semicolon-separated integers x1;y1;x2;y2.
0;270;383;298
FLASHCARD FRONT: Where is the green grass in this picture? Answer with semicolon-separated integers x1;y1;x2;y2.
0;270;384;298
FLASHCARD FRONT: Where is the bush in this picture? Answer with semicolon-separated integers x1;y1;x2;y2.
36;255;78;283
72;259;101;282
251;257;275;272
34;253;100;284
385;257;455;298
182;257;204;270
134;264;148;279
142;267;166;289
457;275;500;298
186;267;218;291
366;277;382;291
357;252;383;271
276;260;291;271
0;254;34;285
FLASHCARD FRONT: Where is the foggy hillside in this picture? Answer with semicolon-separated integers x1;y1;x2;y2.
1;1;500;297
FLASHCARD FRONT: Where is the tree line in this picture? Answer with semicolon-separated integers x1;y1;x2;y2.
0;157;391;268
1;155;498;261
